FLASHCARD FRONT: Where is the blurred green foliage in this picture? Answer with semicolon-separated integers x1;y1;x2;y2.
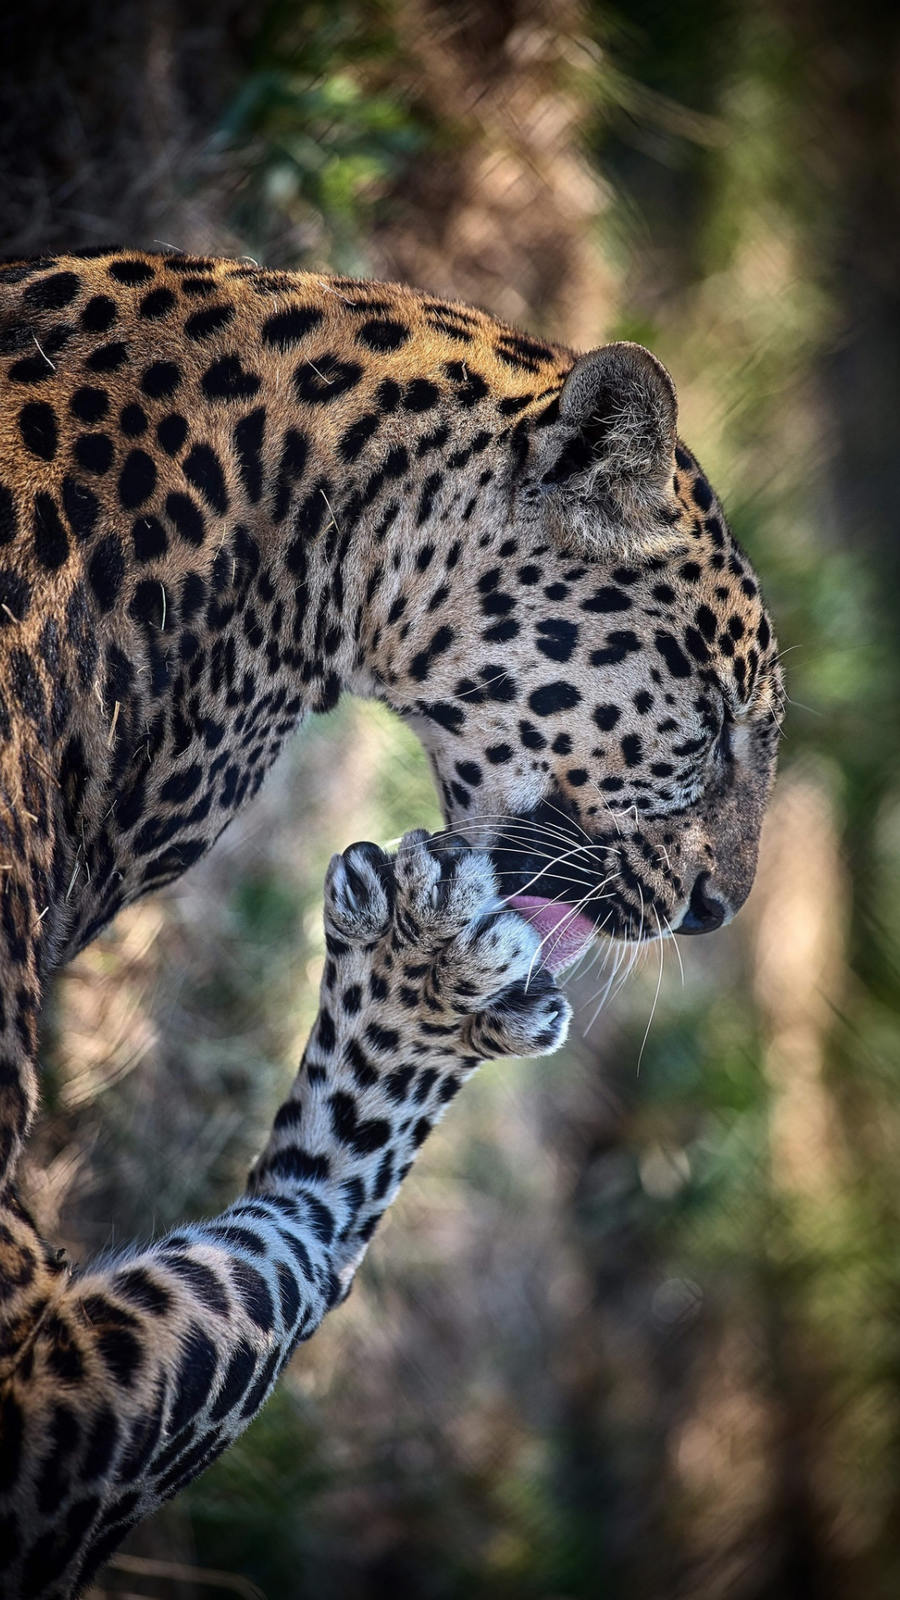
218;0;429;269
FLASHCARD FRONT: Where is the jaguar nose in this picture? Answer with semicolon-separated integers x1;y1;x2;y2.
677;872;728;936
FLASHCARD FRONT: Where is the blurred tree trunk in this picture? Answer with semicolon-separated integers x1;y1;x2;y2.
0;0;256;257
793;2;900;1590
372;0;613;344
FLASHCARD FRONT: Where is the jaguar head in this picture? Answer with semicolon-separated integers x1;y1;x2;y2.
390;343;782;968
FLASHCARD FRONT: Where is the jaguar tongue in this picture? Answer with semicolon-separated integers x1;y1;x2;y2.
507;894;595;975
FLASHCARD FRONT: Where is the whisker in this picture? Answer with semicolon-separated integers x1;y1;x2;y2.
662;912;685;987
540;795;595;845
583;937;628;1033
585;782;625;837
436;812;618;856
568;922;611;984
523;877;615;988
636;911;666;1076
432;832;614;870
578;912;615;989
534;882;615;976
783;694;822;717
494;839;618;905
610;940;642;1004
585;928;630;1008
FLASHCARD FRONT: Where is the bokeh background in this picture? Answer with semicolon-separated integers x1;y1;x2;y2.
3;1;900;1595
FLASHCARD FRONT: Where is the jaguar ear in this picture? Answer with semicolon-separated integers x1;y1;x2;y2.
538;342;679;553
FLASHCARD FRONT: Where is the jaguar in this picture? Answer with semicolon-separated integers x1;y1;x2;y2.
0;248;782;1596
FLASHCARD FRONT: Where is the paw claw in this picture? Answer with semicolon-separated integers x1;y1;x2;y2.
469;973;572;1058
325;841;393;940
393;830;500;939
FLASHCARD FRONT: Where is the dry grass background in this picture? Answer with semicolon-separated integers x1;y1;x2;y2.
2;1;900;1595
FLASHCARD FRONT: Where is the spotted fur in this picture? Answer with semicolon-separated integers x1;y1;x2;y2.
0;249;782;1593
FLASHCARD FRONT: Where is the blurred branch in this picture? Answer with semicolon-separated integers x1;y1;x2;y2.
103;1553;267;1598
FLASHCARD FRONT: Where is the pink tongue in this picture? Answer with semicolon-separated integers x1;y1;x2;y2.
507;895;595;975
